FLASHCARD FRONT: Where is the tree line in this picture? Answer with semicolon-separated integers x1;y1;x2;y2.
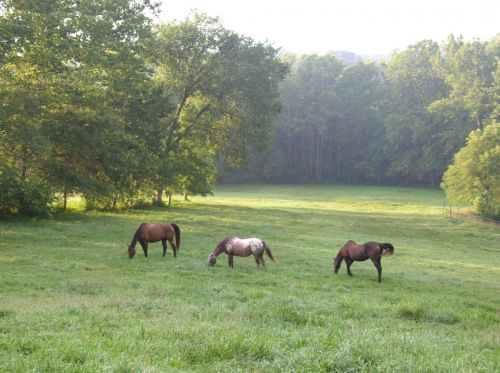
223;37;499;217
0;1;498;218
0;1;287;215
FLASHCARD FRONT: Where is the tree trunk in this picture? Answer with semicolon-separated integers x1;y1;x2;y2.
476;114;483;130
156;189;163;204
308;132;312;180
168;192;172;207
315;131;320;182
63;184;68;212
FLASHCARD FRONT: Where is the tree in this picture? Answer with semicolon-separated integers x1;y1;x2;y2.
259;54;344;183
384;40;450;185
442;122;500;218
335;62;387;183
0;0;159;211
430;35;498;130
150;12;287;202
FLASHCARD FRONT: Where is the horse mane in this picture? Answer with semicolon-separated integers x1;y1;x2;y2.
212;236;235;256
130;223;145;248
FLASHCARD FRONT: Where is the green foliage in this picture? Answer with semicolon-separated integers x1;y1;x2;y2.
150;12;287;200
384;40;451;185
0;0;498;215
430;35;498;130
0;165;53;217
228;56;389;184
230;35;499;199
0;0;160;212
442;122;500;218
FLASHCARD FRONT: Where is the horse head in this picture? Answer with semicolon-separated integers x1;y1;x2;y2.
380;243;394;256
128;244;136;259
207;253;217;267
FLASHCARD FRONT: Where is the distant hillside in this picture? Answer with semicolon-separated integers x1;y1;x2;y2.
329;50;390;65
360;54;391;63
329;50;363;65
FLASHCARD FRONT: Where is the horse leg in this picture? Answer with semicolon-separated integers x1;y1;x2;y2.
140;240;148;258
346;258;353;276
259;252;266;267
372;257;382;282
228;254;234;268
161;239;167;257
169;239;177;258
254;255;261;267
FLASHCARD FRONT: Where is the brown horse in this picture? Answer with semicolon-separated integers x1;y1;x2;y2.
333;240;394;282
128;223;180;259
208;237;276;268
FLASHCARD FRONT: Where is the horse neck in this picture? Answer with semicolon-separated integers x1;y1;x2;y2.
129;227;142;248
211;243;226;257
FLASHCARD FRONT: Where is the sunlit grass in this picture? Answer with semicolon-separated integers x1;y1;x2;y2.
0;184;498;372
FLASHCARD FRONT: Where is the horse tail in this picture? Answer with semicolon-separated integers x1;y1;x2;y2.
334;250;344;273
171;223;181;252
262;241;276;263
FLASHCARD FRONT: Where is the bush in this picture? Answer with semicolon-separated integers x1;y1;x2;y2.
83;189;154;211
442;122;500;218
0;167;54;217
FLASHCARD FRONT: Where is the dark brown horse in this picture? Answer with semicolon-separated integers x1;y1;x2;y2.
128;223;180;259
208;237;275;268
334;240;394;282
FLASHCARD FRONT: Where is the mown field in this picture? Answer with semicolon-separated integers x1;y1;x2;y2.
0;185;499;372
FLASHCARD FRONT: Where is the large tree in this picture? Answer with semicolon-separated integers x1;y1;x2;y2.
335;62;387;183
384;40;450;186
0;0;159;210
150;12;288;202
430;35;499;131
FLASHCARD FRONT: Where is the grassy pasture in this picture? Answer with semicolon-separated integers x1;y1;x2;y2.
0;184;499;372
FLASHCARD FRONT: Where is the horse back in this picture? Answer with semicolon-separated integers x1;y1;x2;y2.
142;223;173;242
341;240;370;260
231;237;262;256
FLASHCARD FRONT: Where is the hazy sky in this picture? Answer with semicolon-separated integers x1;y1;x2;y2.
157;0;499;56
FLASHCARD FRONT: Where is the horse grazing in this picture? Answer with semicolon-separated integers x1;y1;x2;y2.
208;237;275;268
333;240;394;282
128;223;180;259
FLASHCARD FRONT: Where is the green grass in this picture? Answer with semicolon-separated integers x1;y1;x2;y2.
0;184;499;372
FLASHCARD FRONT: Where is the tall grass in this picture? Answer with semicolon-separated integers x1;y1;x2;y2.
0;185;498;372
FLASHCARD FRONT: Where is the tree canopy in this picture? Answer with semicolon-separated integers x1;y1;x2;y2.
0;3;287;214
442;122;500;218
0;1;498;218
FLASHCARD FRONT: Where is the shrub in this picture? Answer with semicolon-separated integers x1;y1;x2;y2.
441;122;500;218
0;166;54;217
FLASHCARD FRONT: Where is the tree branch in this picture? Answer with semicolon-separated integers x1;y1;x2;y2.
173;103;212;148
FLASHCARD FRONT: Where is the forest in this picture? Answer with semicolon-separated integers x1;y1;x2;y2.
224;38;500;218
0;0;499;218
